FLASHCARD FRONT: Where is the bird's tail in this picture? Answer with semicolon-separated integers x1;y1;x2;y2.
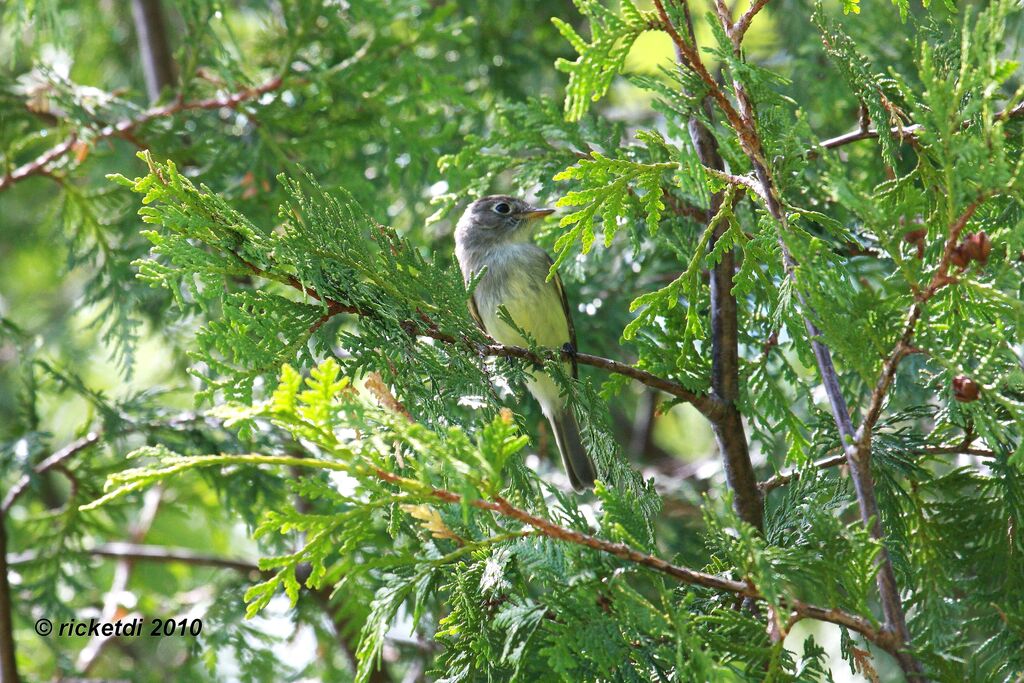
549;409;597;492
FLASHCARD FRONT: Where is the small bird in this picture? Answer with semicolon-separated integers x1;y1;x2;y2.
455;195;597;491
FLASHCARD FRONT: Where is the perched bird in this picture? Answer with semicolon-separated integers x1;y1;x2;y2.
454;195;597;491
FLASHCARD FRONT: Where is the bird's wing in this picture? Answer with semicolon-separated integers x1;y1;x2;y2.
467;291;485;331
547;255;578;379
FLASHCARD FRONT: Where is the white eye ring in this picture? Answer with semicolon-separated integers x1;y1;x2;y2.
493;202;512;215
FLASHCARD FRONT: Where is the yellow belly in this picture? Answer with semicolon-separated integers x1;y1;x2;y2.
481;280;570;349
478;272;572;414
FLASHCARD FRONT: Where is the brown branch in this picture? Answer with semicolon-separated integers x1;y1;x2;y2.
9;542;260;574
790;123;927;683
919;197;987;301
0;136;79;193
728;37;927;683
759;453;848;493
365;466;900;654
922;444;995;458
68;451;902;659
0;75;284;193
766;263;925;674
488;343;725;421
807;99;1024;159
235;254;728;423
1;431;102;513
670;0;762;531
807;125;918;159
131;0;177;102
857;196;987;454
760;440;996;494
651;1;751;151
661;189;708;222
731;0;772;44
2;412;203;514
0;508;19;683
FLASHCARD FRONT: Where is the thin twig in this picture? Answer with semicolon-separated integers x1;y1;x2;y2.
758;440;995;493
1;432;102;513
9;542;260;574
2;413;202;514
660;189;708;222
487;343;724;421
651;1;750;149
759;453;848;493
857;196;987;449
807;100;1024;159
0;76;284;192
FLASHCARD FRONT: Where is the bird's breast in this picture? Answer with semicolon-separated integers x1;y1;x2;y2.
472;246;570;350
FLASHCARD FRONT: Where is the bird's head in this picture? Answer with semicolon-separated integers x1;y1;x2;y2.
454;195;554;251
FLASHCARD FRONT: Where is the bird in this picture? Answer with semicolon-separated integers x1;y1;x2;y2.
454;195;597;491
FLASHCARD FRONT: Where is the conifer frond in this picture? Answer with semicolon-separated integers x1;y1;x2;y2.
553;0;654;121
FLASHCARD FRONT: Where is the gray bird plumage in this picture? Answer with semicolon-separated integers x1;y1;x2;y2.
454;195;597;491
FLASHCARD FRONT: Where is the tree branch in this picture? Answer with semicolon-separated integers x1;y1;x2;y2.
760;441;996;494
857;196;988;460
651;1;751;147
236;255;728;423
654;2;922;675
807;124;918;159
759;453;848;493
489;343;725;421
806;100;1024;159
778;108;928;683
661;189;708;222
1;431;102;513
0;76;284;193
0;508;19;683
2;413;205;515
669;0;762;531
131;0;177;102
9;542;261;574
166;452;902;656
731;0;772;44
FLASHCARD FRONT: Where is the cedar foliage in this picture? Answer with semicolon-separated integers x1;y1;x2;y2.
2;0;1024;681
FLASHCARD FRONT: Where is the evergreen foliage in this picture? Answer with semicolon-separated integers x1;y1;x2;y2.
2;0;1024;681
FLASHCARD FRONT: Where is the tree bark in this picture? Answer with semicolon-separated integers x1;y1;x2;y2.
0;510;20;683
131;0;176;102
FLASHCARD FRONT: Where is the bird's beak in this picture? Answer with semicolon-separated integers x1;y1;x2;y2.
518;208;555;220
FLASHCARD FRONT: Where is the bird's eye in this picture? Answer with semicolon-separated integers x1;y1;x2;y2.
493;202;512;215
